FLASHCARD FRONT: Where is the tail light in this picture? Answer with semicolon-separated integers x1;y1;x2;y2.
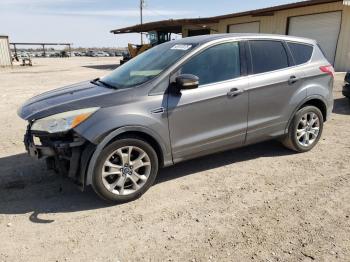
320;65;335;77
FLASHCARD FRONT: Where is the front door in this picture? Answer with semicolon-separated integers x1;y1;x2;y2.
167;42;249;163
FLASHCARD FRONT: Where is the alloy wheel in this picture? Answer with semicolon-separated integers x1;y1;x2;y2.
101;146;151;195
296;112;320;147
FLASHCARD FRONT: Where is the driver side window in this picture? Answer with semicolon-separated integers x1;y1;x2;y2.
180;42;241;86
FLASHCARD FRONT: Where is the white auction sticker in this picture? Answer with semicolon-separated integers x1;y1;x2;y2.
171;44;192;51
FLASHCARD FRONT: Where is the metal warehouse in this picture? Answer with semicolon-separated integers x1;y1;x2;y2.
0;35;12;67
112;0;350;71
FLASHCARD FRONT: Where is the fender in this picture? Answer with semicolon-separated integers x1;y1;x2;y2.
284;94;328;133
84;125;172;186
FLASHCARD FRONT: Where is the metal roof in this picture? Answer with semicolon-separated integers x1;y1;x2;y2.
111;0;341;34
10;42;71;45
212;0;340;19
111;18;219;34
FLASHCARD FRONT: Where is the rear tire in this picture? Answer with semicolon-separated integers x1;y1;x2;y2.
282;105;323;152
92;138;158;203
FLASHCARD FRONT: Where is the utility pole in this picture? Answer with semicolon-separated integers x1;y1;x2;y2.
140;0;145;44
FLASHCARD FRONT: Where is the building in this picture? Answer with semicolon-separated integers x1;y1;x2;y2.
0;35;12;67
111;0;350;71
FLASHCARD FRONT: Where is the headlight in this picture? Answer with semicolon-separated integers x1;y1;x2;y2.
31;107;99;133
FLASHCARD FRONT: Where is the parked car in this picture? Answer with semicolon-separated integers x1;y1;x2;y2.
343;72;350;99
49;52;60;57
18;34;334;203
115;51;127;57
87;51;106;57
95;51;109;57
17;52;30;59
105;51;116;57
86;50;96;57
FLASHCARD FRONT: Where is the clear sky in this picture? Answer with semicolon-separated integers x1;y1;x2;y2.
0;0;303;48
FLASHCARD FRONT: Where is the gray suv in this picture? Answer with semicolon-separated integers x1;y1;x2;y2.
18;34;334;203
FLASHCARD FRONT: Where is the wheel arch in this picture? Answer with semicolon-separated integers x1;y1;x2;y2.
108;130;164;168
84;126;171;186
301;99;327;121
285;95;328;133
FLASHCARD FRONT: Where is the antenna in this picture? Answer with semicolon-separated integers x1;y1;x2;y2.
140;0;145;44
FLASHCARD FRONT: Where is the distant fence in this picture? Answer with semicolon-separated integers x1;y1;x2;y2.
10;42;72;58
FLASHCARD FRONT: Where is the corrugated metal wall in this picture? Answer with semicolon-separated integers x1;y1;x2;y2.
336;6;350;71
0;36;12;67
183;1;350;71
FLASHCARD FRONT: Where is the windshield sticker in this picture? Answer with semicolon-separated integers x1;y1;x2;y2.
171;44;192;51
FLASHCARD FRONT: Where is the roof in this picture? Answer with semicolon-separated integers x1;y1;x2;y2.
111;18;219;34
10;42;71;45
167;33;316;45
111;0;341;34
213;0;340;20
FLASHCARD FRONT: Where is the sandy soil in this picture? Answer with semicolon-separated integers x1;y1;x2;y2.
0;58;349;262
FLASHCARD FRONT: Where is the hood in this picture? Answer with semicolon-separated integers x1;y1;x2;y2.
18;81;117;120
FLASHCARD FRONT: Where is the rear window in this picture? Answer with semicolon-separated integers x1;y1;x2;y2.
317;44;328;60
249;40;289;74
287;42;313;65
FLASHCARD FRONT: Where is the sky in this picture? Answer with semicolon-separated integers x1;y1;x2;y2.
0;0;304;48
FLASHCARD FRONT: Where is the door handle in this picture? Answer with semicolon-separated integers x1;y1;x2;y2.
288;75;299;85
227;88;244;97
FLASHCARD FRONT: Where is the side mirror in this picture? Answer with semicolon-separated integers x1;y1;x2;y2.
175;74;199;90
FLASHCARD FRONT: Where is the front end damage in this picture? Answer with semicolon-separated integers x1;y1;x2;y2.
24;123;96;190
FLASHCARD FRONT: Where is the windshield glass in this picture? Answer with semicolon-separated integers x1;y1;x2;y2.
101;42;196;89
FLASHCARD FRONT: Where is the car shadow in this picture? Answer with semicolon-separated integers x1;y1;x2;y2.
82;64;119;70
0;153;110;223
157;140;293;184
333;97;350;115
0;140;293;223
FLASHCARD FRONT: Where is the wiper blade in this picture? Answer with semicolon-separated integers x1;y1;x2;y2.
90;78;101;86
98;79;118;89
90;78;118;89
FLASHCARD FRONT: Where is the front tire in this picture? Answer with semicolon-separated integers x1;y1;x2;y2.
282;105;323;152
92;138;158;203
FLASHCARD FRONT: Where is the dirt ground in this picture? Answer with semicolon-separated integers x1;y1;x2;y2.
0;57;349;262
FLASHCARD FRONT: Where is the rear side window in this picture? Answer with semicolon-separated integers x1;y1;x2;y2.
288;42;313;65
317;44;328;60
249;40;289;74
180;42;241;86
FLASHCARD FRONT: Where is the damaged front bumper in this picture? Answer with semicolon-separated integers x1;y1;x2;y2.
24;124;95;189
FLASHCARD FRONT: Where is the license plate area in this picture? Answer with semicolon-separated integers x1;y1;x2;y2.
24;129;55;159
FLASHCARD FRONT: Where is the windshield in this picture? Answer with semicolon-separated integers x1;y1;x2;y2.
101;42;197;89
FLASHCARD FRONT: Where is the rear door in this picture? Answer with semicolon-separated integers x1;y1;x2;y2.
167;41;249;163
246;40;306;144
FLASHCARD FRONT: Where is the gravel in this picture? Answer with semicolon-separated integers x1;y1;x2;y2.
0;58;349;261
